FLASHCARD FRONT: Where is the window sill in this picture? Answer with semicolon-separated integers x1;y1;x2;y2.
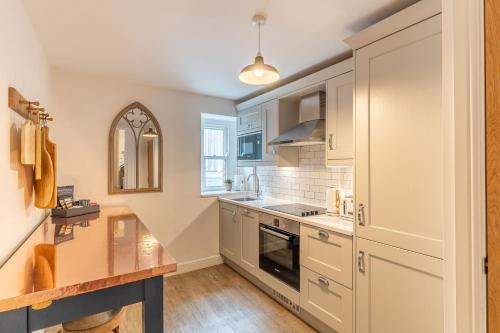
200;190;250;198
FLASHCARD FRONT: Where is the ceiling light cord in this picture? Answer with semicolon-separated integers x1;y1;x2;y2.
238;13;279;85
258;22;261;55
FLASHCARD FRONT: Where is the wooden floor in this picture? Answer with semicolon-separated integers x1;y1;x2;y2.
45;264;316;332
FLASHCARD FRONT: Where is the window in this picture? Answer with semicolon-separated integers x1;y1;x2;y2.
201;114;236;192
203;126;227;189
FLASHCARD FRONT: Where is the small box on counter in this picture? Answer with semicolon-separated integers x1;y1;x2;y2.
51;185;100;218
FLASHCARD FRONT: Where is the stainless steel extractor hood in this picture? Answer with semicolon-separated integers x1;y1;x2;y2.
268;91;326;146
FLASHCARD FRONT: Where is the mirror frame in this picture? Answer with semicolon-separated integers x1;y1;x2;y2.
108;102;163;194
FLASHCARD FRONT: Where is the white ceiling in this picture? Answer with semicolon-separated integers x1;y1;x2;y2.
23;0;418;100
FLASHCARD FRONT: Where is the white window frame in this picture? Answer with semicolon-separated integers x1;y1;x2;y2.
201;123;229;192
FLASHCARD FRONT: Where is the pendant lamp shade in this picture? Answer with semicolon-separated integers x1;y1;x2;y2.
239;14;279;85
143;127;158;138
239;53;280;85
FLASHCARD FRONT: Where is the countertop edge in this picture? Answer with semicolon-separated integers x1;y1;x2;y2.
218;197;354;237
0;262;177;313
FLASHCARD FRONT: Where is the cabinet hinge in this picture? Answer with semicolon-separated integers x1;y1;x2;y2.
484;256;488;274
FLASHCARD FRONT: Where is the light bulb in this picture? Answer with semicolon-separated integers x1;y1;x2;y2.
254;69;264;77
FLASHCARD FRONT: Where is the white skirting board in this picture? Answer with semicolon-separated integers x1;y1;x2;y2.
166;255;223;276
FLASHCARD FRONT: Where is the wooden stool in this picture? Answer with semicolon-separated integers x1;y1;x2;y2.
61;307;126;333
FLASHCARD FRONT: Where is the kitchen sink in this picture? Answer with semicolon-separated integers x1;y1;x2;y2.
230;197;260;202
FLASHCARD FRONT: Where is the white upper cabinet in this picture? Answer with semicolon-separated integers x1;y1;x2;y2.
237;105;262;134
326;71;353;166
354;14;443;258
262;99;279;162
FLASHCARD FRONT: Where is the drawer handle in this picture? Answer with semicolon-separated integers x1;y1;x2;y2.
358;203;366;226
318;230;329;239
328;134;334;150
358;251;365;273
242;209;250;215
318;276;330;287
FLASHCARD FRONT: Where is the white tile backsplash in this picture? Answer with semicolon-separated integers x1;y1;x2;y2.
238;145;353;207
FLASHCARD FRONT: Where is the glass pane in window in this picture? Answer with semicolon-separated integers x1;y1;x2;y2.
204;159;225;187
204;128;224;157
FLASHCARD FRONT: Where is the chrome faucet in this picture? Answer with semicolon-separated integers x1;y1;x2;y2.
247;167;261;198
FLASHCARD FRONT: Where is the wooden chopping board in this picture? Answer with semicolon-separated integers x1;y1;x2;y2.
35;123;42;179
44;127;57;208
34;127;54;208
20;119;35;165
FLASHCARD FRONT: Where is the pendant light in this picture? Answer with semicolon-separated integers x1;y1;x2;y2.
239;14;280;85
143;127;158;138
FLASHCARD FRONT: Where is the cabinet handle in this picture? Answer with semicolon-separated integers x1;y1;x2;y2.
242;209;250;215
358;251;365;273
358;203;366;226
318;230;329;239
318;276;330;287
328;134;334;150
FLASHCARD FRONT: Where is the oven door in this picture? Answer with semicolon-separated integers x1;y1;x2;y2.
259;224;300;291
237;132;262;161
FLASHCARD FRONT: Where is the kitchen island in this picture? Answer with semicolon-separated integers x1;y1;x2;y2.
0;206;176;332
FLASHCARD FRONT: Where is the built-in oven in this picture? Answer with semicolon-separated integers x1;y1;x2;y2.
259;213;300;291
237;131;262;161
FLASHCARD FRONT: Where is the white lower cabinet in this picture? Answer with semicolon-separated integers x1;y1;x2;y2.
300;267;353;333
220;202;355;332
300;225;352;288
355;237;443;333
239;207;259;276
300;224;353;332
219;202;240;263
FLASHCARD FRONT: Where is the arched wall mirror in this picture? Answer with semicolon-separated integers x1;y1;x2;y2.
109;102;163;194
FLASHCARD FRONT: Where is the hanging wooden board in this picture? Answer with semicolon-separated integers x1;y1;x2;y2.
45;127;57;208
34;127;54;208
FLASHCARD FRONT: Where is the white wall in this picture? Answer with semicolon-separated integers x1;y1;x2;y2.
49;69;236;267
0;0;50;265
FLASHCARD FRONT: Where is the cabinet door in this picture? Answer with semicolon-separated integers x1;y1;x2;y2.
356;238;443;333
239;208;259;275
262;99;278;162
237;105;262;134
355;15;443;258
300;225;353;288
301;266;353;333
326;71;353;164
219;202;240;262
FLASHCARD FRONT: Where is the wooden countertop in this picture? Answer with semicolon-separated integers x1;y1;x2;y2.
0;206;177;312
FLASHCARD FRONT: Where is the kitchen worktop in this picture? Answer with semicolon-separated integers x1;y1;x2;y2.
0;206;177;312
219;196;354;236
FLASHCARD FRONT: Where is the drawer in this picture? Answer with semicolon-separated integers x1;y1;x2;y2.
220;201;237;211
300;224;353;288
300;266;353;333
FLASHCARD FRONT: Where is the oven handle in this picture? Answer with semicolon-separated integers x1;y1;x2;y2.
259;226;291;241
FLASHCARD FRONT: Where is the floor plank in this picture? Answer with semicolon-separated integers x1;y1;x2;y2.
45;264;316;332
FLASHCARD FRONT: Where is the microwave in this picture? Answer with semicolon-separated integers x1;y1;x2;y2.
237;131;262;161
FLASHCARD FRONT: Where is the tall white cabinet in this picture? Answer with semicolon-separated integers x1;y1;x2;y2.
345;1;444;332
